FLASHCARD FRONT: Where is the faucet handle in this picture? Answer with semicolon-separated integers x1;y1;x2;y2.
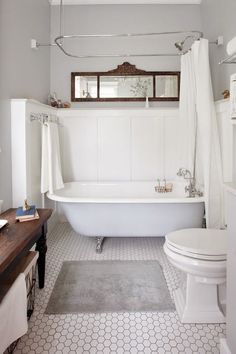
177;168;183;177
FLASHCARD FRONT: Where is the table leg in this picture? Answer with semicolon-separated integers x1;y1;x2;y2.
35;223;47;289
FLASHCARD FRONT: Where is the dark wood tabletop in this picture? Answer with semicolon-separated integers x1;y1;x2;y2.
0;208;52;288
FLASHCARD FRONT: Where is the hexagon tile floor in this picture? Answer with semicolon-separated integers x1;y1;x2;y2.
14;222;226;354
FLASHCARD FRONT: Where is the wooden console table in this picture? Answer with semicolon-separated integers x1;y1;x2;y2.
0;208;52;290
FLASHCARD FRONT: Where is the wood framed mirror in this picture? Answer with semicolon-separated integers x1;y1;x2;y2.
71;62;180;102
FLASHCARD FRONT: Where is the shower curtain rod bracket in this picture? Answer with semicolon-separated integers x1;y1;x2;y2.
31;39;56;49
209;36;224;46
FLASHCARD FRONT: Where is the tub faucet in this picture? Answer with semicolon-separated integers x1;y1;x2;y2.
177;168;202;198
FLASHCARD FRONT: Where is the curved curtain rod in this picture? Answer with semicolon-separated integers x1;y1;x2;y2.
54;30;203;59
55;0;204;59
55;30;203;39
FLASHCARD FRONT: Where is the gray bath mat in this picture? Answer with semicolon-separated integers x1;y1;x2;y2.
45;260;175;314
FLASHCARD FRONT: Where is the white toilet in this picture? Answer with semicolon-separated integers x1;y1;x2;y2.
164;228;227;324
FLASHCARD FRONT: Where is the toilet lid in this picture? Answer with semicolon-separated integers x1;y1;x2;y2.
165;229;227;258
165;242;226;261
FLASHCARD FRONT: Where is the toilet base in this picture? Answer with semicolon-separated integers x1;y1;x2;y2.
174;274;225;324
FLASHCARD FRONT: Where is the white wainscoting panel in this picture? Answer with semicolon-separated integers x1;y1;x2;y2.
216;99;232;182
215;99;231;226
11;101;232;209
11;99;57;207
58;108;179;182
164;114;180;180
98;116;131;180
61;115;98;181
131;116;163;180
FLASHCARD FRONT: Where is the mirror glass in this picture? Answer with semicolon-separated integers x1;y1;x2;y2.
75;76;97;98
155;75;178;98
100;76;153;98
71;63;180;102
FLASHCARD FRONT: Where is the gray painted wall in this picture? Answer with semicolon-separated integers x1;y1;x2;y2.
1;1;234;210
0;0;50;210
201;0;236;100
50;4;202;107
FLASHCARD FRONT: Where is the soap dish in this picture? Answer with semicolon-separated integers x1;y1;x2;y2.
0;219;8;229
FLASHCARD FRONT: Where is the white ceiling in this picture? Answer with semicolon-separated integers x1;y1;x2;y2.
50;0;201;5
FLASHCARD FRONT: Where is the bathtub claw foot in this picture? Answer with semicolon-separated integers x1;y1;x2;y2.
96;237;105;253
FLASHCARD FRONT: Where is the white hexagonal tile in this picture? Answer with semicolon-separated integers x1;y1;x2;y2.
12;223;225;354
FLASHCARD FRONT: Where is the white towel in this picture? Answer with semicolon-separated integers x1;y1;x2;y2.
41;124;49;194
41;122;64;194
0;274;28;353
227;36;236;56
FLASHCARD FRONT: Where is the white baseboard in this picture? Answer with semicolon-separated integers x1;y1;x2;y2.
220;339;232;354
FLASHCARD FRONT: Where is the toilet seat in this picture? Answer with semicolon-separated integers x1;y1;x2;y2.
163;243;226;280
165;242;226;261
165;228;227;260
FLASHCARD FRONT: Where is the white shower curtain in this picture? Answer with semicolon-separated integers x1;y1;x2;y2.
178;50;197;172
179;38;224;228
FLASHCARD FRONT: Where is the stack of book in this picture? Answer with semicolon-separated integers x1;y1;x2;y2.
16;205;39;223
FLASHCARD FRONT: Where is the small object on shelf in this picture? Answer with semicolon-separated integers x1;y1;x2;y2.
63;102;71;108
16;205;36;220
23;199;30;211
48;93;71;108
222;89;230;99
57;99;63;108
19;210;39;223
145;96;149;108
48;92;59;107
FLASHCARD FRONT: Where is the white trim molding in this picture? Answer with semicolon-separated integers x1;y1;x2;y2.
50;0;201;5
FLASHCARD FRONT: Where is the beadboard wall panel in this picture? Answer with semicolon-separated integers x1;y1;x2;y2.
11;100;232;210
98;116;131;180
216;99;232;183
11;99;56;207
58;108;179;182
61;115;98;181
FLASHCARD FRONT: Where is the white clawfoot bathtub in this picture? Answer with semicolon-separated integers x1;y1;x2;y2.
48;181;205;252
